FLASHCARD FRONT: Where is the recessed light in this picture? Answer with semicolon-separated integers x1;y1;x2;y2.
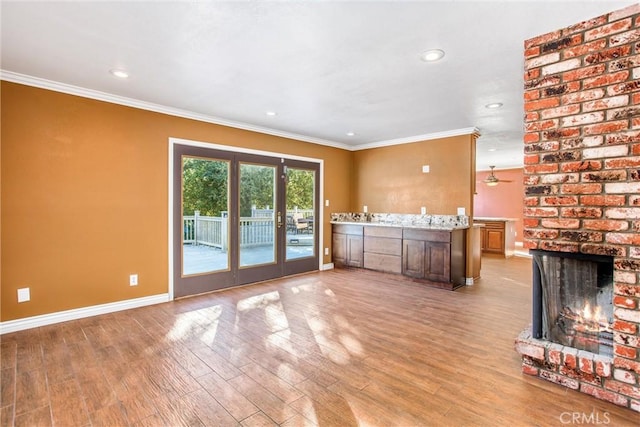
485;102;503;109
266;111;277;116
346;131;356;137
488;148;497;152
109;69;129;79
420;49;445;62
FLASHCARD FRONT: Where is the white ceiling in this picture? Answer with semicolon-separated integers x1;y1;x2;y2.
1;0;636;170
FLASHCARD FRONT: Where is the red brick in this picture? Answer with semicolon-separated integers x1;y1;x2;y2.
610;3;640;20
608;80;640;95
610;29;640;47
595;357;612;378
584;120;629;136
525;46;540;59
539;241;579;252
525;68;541;82
633;143;640;155
539;370;580;390
561;161;602;173
585;45;632;65
524;90;540;101
614;357;640;375
584;70;630;90
585;18;633;41
524;197;539;207
615;284;640;298
606;156;640;168
563;63;606;82
525;30;562;50
524;132;540;143
524;164;558;174
580;195;625;206
524;207;558;217
561;183;602;194
561;207;602;218
525;119;557;132
522;363;539;376
523;240;538;249
524;154;540;165
580;244;626;257
524;229;559;240
582;220;629;232
606;206;640;217
613;319;638;334
562;88;605;105
525;97;560;112
606;130;640;144
614;295;637;309
540;104;581;119
581;383;629;406
541;196;578;206
563;39;607;58
607;233;640;245
613;369;636;384
584;144;629;159
614;345;638;359
633;92;640;104
523;218;539;228
541;218;580;229
605;380;640;399
583;95;629;112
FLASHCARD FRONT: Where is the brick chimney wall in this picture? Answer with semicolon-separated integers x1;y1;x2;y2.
520;3;640;410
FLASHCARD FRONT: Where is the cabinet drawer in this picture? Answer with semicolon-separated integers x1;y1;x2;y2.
476;221;504;230
364;236;402;256
333;224;364;235
364;226;402;238
364;253;402;274
403;228;451;243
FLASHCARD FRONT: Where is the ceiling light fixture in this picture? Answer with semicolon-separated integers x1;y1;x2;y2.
109;69;129;79
266;111;277;116
420;49;445;62
346;131;356;136
488;148;497;152
485;102;503;109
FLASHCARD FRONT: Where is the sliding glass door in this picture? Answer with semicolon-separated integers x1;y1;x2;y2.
173;144;319;298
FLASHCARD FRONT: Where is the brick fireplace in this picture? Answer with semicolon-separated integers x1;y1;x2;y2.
515;3;640;411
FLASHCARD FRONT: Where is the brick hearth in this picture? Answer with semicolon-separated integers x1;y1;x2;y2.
515;3;640;412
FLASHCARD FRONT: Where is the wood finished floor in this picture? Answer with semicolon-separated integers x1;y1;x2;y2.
1;256;639;427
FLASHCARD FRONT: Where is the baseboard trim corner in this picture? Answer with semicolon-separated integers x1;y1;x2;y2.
322;262;335;270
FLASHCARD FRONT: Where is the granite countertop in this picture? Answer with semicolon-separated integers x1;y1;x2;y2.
330;220;469;231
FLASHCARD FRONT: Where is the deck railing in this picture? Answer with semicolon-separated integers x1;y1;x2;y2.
184;209;312;249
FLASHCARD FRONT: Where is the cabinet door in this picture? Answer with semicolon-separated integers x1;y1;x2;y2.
402;239;425;278
332;233;347;267
425;242;451;282
346;235;364;268
486;229;504;252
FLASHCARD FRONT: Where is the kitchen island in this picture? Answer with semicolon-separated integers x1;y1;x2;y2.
331;213;469;290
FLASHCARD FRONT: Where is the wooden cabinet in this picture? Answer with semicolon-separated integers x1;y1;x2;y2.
401;228;466;289
332;223;467;289
363;226;402;274
332;224;364;268
474;219;516;257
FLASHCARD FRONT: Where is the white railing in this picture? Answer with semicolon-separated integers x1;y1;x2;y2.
184;209;311;248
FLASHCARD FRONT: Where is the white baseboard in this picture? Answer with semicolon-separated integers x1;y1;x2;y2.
0;293;170;335
322;262;335;270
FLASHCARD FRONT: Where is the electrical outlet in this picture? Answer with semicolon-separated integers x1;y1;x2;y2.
325;199;330;207
17;287;30;303
324;247;329;256
129;274;138;286
363;205;368;213
421;206;427;215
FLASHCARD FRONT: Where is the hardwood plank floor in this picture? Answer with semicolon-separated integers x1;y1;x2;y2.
1;256;638;426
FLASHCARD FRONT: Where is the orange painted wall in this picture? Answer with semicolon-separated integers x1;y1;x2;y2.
1;82;353;321
474;168;524;241
352;135;477;215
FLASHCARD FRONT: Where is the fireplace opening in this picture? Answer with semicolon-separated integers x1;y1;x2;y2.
531;250;614;357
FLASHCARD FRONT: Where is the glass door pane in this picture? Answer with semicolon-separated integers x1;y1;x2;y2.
238;162;277;268
285;167;316;260
181;156;230;276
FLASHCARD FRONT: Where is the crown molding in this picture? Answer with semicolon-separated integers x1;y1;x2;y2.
0;70;350;150
353;127;481;151
1;70;480;153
